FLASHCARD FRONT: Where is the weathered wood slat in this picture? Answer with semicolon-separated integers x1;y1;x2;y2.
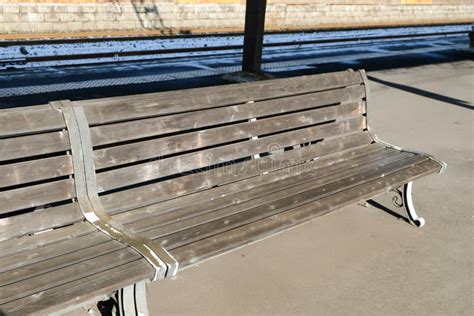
0;146;386;292
0;203;84;242
146;153;423;247
0;179;76;214
126;146;395;234
1;157;438;311
1;145;387;294
0;160;440;315
89;85;365;147
0;155;73;188
114;139;381;226
1;143;382;285
0;231;109;274
1;260;152;316
0;107;65;138
96;117;366;192
172;160;441;268
80;71;363;125
102;132;374;216
0;104;51;113
0;240;125;287
0;131;70;161
94;102;365;169
83;70;360;108
0;246;142;305
0;222;93;258
0;133;373;243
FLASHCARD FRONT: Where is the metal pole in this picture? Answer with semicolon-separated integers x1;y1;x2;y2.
469;24;473;48
242;0;267;73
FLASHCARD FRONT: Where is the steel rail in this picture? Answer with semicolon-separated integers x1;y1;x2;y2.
0;30;467;66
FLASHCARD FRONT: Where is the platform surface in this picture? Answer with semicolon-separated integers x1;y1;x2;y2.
67;60;472;315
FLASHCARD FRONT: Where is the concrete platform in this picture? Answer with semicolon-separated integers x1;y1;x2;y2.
68;60;473;315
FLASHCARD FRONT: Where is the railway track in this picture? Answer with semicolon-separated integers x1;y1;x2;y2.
0;22;469;47
7;31;469;63
0;24;470;68
0;24;471;102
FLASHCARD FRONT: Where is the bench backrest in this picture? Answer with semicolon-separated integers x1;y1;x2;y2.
0;70;371;243
0;105;84;242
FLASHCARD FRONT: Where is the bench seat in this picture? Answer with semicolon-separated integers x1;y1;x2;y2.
0;70;444;315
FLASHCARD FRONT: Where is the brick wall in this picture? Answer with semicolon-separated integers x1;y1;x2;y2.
0;0;472;35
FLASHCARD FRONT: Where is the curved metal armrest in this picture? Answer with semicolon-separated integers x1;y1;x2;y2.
358;69;447;174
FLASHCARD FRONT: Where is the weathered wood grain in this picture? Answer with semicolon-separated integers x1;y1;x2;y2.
0;240;125;287
80;71;363;125
114;139;380;225
0;155;73;188
0;231;109;274
0;130;70;161
0;260;152;315
0;203;84;242
146;153;423;247
0;107;65;138
172;160;441;268
126;146;395;234
102;132;374;216
0;221;93;258
96;117;366;192
0;246;142;305
89;86;365;146
0;179;76;214
94;102;365;169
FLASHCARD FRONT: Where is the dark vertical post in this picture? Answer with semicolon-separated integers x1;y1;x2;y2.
242;0;267;73
469;24;473;48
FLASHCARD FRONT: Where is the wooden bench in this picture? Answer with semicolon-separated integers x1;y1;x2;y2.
0;70;445;315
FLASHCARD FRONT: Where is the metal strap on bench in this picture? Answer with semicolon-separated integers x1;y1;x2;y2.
52;100;178;281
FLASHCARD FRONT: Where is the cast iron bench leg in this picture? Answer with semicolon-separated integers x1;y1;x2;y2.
402;182;426;228
98;282;149;316
392;181;425;228
118;282;149;316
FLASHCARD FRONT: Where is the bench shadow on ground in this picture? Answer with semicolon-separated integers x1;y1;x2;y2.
366;199;411;224
367;75;473;110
